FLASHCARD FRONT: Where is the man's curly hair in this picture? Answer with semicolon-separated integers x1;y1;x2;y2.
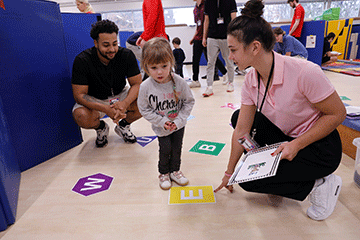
90;20;119;40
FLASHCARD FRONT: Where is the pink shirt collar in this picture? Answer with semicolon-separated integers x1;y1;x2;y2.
250;51;284;89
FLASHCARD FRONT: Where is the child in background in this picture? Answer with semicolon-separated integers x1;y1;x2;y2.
172;37;186;78
138;38;195;190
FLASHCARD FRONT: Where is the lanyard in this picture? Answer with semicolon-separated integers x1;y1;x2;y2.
251;53;275;139
217;0;221;18
256;52;275;112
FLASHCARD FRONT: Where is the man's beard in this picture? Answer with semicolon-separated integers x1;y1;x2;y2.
97;48;116;61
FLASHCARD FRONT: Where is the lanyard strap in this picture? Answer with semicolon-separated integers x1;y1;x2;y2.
256;52;275;112
217;0;221;17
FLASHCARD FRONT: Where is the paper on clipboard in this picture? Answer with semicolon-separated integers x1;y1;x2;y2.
228;142;283;185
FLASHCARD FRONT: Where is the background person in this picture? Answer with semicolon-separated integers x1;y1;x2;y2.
189;0;228;88
71;20;142;147
138;38;195;190
75;0;94;13
126;31;145;79
322;32;339;66
172;37;186;78
215;0;345;221
287;0;305;40
126;31;143;63
202;0;237;96
273;27;308;59
136;0;168;48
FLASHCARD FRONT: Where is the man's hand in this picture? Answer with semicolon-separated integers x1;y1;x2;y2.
202;38;207;47
110;101;128;123
112;109;126;123
111;101;128;115
104;105;125;122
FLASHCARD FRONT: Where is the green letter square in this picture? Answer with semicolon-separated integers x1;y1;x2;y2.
189;140;225;156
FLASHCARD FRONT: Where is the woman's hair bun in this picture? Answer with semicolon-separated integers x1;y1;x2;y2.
241;0;264;19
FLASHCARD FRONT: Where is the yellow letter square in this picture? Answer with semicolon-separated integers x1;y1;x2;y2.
169;186;216;205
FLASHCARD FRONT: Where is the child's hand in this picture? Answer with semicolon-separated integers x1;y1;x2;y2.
164;121;177;131
164;121;172;130
169;122;177;131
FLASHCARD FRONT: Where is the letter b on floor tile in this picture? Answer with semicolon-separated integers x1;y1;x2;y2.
189;140;225;156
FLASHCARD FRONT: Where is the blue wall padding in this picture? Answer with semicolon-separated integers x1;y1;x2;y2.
281;20;325;66
0;0;83;172
0;97;21;231
61;13;101;75
119;31;134;48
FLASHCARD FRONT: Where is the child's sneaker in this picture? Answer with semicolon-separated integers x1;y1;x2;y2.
159;173;172;190
306;174;342;221
170;171;189;186
95;122;109;148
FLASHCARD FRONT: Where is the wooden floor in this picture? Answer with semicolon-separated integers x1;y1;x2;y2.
1;66;360;239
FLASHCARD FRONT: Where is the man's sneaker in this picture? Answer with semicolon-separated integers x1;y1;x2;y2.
222;74;228;85
115;124;137;143
159;173;172;190
202;86;213;97
201;75;207;79
189;81;201;88
227;82;234;92
307;174;342;221
170;171;189;186
95;122;109;148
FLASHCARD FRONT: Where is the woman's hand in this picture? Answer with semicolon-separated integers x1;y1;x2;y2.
271;141;301;161
214;173;234;193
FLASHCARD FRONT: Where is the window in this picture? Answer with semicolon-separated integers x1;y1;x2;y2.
331;0;360;19
264;4;291;22
101;1;359;32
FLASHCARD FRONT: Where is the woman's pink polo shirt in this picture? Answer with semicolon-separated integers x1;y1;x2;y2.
241;52;335;138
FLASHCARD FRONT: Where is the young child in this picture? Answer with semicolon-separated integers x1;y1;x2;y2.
138;37;195;190
172;37;186;78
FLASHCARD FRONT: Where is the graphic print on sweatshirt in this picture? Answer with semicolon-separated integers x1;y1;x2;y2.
148;91;184;121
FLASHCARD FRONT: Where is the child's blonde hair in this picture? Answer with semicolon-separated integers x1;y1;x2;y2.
142;37;179;102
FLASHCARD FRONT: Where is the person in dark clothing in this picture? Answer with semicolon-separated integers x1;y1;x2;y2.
72;20;142;147
189;0;227;88
172;37;186;78
322;32;339;66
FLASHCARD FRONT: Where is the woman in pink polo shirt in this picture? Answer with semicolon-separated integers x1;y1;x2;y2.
214;0;346;221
